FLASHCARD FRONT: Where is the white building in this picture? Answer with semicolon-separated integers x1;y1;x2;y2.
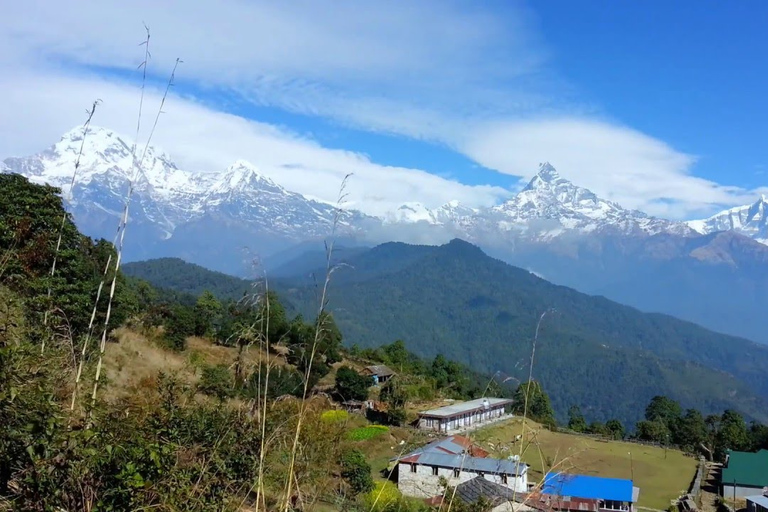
395;436;528;499
418;397;513;433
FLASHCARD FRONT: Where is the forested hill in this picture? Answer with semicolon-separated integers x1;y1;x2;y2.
123;240;768;426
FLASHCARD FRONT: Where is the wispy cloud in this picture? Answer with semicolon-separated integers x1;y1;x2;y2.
0;0;765;219
0;68;508;216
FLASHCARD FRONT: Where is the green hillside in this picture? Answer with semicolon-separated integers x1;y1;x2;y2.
123;240;768;426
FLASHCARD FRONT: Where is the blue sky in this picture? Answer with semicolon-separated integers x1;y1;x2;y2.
536;0;768;189
0;0;766;217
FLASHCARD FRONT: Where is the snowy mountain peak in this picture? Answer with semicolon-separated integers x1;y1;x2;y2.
491;163;691;238
536;162;560;181
688;195;768;245
218;160;277;191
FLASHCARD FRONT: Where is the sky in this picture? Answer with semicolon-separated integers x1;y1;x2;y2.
0;0;766;218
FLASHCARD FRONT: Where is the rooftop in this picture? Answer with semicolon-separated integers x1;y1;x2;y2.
455;476;520;507
542;473;637;503
722;450;768;488
411;452;527;476
746;495;768;509
418;397;513;418
394;435;489;462
363;365;395;377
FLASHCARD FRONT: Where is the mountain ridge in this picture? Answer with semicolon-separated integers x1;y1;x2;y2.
122;240;768;426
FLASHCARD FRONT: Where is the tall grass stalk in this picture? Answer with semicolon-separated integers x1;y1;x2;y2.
42;100;100;355
89;42;182;411
69;28;153;413
280;174;351;512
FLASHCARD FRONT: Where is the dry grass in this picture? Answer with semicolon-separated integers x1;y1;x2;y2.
101;327;286;401
473;417;697;509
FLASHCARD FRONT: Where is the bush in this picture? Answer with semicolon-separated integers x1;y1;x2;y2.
198;364;234;401
386;407;407;427
365;481;401;512
339;448;374;495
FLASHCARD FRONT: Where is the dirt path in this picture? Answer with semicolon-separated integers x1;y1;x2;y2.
699;462;721;512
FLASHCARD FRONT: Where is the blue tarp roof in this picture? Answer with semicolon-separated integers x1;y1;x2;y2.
543;473;635;502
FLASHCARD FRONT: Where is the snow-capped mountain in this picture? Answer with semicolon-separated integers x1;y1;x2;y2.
489;163;694;239
384;163;695;243
1;126;370;270
1;126;760;273
687;195;768;245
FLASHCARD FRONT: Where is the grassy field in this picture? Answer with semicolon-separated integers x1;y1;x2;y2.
471;418;697;510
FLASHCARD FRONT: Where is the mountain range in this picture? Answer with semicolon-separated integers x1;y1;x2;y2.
122;241;768;426
4;126;768;343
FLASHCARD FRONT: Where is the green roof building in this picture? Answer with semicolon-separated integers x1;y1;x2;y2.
721;449;768;499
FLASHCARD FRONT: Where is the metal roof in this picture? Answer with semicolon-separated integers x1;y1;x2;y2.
414;452;527;476
456;476;518;506
543;473;637;503
746;495;768;509
393;435;489;463
418;398;513;418
363;365;395;377
723;450;768;488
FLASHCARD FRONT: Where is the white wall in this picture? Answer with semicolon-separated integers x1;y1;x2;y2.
723;485;765;499
398;462;527;498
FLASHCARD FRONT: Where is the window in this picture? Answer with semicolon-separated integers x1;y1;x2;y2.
453;468;460;478
410;463;416;473
432;466;439;476
501;474;508;484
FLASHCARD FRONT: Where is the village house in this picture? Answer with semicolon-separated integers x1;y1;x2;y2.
426;476;535;512
534;473;640;512
417;397;513;433
747;493;768;512
360;365;396;385
721;449;768;499
394;435;528;499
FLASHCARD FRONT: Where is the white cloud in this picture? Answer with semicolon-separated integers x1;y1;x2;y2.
0;66;508;217
0;0;765;220
460;118;765;219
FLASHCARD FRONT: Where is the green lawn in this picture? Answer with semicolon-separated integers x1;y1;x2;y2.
471;418;697;510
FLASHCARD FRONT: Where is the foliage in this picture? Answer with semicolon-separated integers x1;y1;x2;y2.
198;364;234;401
605;419;625;440
0;174;138;339
244;364;307;399
365;481;401;512
512;380;556;426
335;365;373;402
339;449;374;495
359;340;508;401
193;290;223;337
264;239;768;425
568;405;587;432
380;378;409;426
346;425;389;441
163;304;196;350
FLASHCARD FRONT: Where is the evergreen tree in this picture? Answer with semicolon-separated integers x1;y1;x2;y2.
716;409;750;459
568;405;588;433
511;381;555;426
674;409;708;453
193;290;223;337
334;366;373;402
605;419;625;440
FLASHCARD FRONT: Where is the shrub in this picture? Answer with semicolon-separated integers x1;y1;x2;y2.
339;448;374;495
365;481;401;512
198;364;234;401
